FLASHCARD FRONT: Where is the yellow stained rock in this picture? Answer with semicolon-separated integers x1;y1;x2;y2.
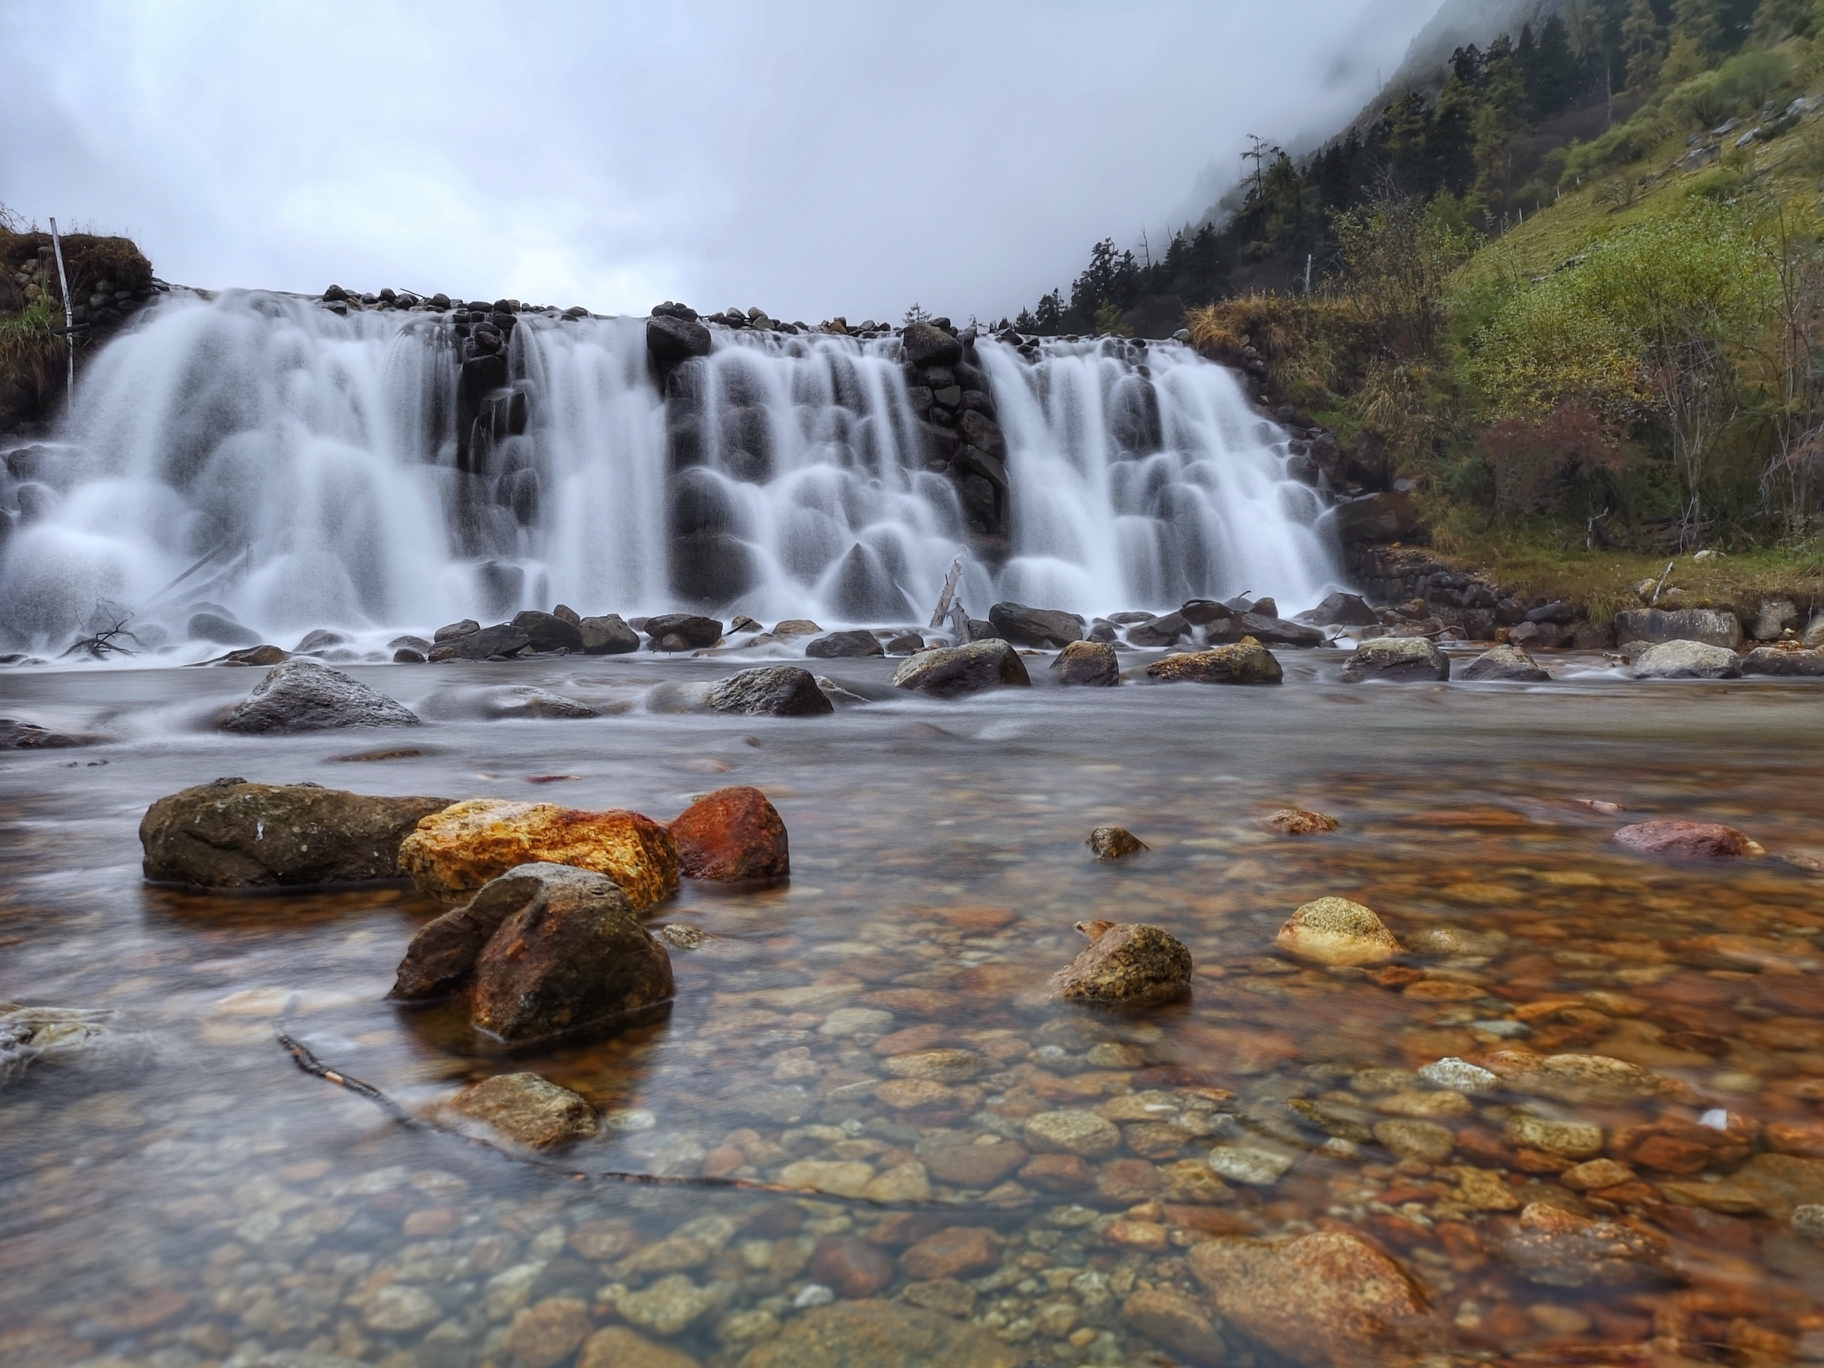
1274;897;1403;966
398;798;678;909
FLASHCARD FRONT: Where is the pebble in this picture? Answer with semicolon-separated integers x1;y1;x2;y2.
1206;1143;1295;1186
504;1297;591;1368
1418;1057;1498;1092
360;1283;440;1333
609;1275;730;1335
579;1326;703;1368
1024;1109;1122;1158
900;1226;1001;1280
1504;1114;1604;1159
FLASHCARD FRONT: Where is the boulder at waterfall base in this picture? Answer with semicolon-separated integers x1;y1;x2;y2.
1341;637;1450;682
1462;644;1550;681
397;798;679;908
891;640;1031;697
1050;639;1120;686
1146;636;1282;684
466;862;674;1045
987;601;1084;648
428;623;532;661
219;659;421;732
141;779;453;889
707;666;834;716
669;786;789;881
646;314;712;364
511;610;583;653
1048;922;1192;1008
643;614;723;650
577;613;640;654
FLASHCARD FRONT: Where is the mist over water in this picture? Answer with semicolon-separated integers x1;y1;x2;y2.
0;294;1342;653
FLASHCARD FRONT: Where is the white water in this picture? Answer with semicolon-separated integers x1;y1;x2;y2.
0;292;1342;654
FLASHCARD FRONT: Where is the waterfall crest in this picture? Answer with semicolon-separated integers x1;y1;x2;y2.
0;294;1341;653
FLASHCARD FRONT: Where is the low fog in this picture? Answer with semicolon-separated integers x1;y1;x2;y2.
2;1;1444;321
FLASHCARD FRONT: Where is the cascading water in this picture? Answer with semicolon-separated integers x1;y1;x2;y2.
0;292;1343;656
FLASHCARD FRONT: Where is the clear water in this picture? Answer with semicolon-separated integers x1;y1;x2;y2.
3;656;1823;1366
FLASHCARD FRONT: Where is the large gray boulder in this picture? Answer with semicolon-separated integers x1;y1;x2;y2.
511;610;583;653
219;660;421;733
988;601;1084;648
1461;644;1549;682
1632;640;1741;679
708;666;834;716
1298;591;1379;627
891;640;1031;698
141;779;452;888
1050;640;1120;686
1613;607;1742;651
1341;637;1449;682
1125;612;1193;647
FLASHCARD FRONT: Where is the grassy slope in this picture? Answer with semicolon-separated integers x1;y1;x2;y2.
1416;101;1824;615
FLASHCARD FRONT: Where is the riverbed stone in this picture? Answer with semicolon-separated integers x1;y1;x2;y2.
882;1048;984;1082
467;862;673;1044
1049;639;1119;686
1025;1109;1122;1157
610;1275;729;1336
1341;637;1449;682
1505;1114;1603;1159
1120;1287;1217;1362
1492;1202;1677;1287
736;1300;1016;1368
1048;922;1193;1008
916;1136;1027;1187
1374;1119;1455;1163
1189;1229;1443;1367
1086;826;1147;860
1207;1144;1295;1186
1462;644;1550;681
669;786;789;881
1613;819;1760;859
219;659;420;732
450;1071;597;1148
140;779;452;889
503;1296;592;1368
1275;897;1402;965
578;1326;701;1368
398;798;679;908
900;1227;1000;1280
708;665;834;716
1482;1051;1670;1103
890;640;1030;697
0;718;106;748
1632;639;1741;679
1268;807;1337;835
807;1235;895;1297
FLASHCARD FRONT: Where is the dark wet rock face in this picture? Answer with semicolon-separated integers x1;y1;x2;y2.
429;623;532;661
805;629;884;659
511;610;583;653
1300;591;1379;626
987;601;1083;648
1049;922;1192;1008
669;786;789;882
708;666;834;716
219;660;420;733
891;640;1030;698
1050;640;1119;686
465;862;675;1046
141;780;452;889
1125;612;1192;647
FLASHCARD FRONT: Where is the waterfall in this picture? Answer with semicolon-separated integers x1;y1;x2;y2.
0;293;1342;655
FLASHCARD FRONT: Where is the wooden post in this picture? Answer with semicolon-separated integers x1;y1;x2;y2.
48;217;74;404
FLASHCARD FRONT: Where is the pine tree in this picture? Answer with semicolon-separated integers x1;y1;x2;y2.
1527;16;1577;117
1753;0;1815;38
1672;0;1723;53
1621;0;1667;87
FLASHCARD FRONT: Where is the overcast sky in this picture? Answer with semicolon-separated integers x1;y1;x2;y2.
2;1;1441;322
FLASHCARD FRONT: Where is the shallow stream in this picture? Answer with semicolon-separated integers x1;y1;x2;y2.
3;656;1823;1367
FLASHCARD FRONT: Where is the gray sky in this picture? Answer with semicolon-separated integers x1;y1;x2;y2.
1;1;1440;322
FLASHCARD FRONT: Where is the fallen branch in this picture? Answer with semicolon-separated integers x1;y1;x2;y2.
276;1029;980;1207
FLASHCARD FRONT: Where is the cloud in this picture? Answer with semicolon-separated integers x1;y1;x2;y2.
1;0;1444;321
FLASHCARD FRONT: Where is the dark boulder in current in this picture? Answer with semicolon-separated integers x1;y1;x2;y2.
578;614;640;655
188;612;262;647
891;640;1031;698
643;614;723;650
901;321;963;367
512;610;583;653
806;629;885;659
428;623;532;661
1050;640;1120;686
646;314;712;365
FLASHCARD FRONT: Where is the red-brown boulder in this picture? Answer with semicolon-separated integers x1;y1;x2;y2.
669;786;789;882
1612;820;1760;860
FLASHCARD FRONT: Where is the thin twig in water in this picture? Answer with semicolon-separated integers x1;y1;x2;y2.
275;1029;971;1207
